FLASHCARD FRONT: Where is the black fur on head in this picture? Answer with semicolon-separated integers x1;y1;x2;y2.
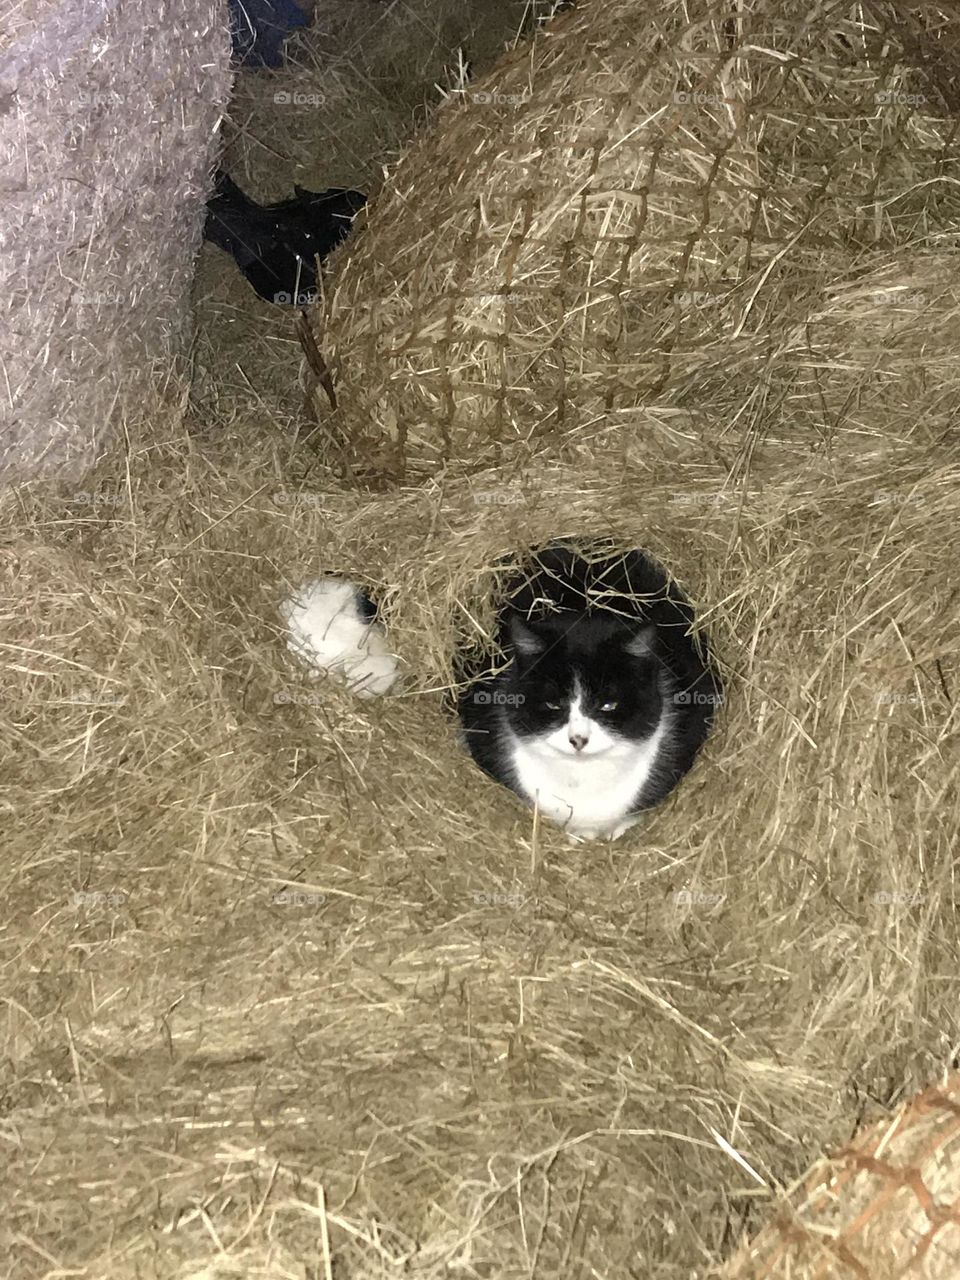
501;606;665;742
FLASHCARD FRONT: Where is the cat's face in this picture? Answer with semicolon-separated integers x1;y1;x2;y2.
502;613;664;757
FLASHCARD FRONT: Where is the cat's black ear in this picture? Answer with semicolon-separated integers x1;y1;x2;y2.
509;614;546;656
623;625;656;657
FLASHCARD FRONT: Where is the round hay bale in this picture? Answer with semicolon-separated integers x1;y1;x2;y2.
284;241;960;701
311;0;960;484
0;0;232;485
715;1073;960;1279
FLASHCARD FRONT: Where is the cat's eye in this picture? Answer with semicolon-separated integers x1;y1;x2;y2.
544;701;562;711
601;700;619;712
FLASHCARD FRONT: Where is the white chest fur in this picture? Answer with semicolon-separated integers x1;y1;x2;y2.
507;717;668;839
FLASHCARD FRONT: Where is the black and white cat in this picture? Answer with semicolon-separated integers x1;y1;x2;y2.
456;544;721;841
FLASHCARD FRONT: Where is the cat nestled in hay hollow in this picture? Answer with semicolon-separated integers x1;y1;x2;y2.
455;543;722;842
279;541;721;842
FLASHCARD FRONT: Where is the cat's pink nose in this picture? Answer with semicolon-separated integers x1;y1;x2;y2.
569;734;588;751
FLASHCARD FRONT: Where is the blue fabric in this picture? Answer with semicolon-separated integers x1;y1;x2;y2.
228;0;309;68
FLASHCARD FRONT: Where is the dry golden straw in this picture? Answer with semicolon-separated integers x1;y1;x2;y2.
1;0;959;1277
311;0;960;484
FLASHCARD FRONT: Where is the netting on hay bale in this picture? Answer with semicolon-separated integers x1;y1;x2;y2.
715;1072;960;1279
275;243;960;703
0;0;233;485
307;0;960;486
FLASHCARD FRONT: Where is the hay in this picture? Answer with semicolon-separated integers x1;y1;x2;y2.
0;0;232;484
309;0;960;484
3;3;960;1273
2;252;960;1269
716;1072;960;1277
